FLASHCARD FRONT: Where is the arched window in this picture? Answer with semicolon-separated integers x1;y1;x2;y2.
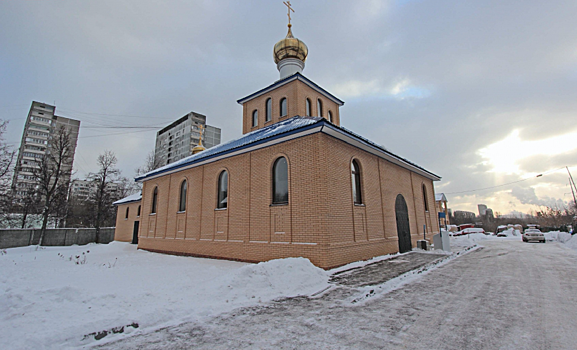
422;184;429;212
272;157;289;204
179;180;187;212
125;207;129;219
351;160;363;205
217;170;228;209
266;98;272;122
252;110;258;128
317;99;323;117
137;205;141;217
328;111;333;123
306;98;311;116
280;98;287;117
151;187;158;214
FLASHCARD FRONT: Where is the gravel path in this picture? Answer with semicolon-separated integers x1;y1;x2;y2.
95;241;577;350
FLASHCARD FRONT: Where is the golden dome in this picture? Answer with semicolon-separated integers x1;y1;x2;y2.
192;145;206;155
273;24;308;64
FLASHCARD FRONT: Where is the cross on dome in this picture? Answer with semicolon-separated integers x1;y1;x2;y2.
274;2;308;79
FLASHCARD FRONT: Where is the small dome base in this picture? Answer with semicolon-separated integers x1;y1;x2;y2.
277;58;305;79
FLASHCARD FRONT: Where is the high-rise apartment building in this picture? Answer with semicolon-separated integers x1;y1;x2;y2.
69;178;120;202
477;204;487;216
12;101;80;197
154;111;221;167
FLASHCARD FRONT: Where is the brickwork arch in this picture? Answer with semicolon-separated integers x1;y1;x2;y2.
349;157;364;205
270;154;291;205
215;168;229;209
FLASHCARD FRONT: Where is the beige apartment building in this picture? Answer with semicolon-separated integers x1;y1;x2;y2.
116;23;441;269
12;101;80;198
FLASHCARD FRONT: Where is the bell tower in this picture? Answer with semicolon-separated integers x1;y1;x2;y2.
237;3;344;134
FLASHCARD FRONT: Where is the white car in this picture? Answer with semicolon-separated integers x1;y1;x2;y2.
453;228;485;236
522;229;545;243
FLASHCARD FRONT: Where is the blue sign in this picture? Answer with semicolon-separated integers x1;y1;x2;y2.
438;212;446;219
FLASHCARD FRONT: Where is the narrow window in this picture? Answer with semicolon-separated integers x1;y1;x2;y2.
151;187;158;214
125;207;129;219
317;99;323;117
266;98;272;122
272;157;289;204
306;98;311;116
252;110;258;127
137;205;141;217
422;184;429;212
328;111;333;123
280;98;287;117
217;170;228;209
179;180;187;212
351;160;363;205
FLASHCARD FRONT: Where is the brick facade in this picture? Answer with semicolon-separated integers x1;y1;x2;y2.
241;78;342;134
114;201;141;242
137;132;439;269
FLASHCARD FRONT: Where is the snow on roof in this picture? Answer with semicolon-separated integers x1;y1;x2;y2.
113;192;142;205
435;193;447;202
135;116;441;182
136;116;322;181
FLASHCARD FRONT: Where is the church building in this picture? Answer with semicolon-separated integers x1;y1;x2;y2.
130;22;441;269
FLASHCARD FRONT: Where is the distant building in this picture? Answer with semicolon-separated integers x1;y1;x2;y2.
69;179;120;202
12;101;80;198
478;204;487;216
454;210;476;222
154;112;221;167
485;208;495;221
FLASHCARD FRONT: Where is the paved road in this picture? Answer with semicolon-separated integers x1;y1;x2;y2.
96;241;577;350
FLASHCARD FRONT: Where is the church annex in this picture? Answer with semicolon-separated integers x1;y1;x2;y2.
131;22;441;269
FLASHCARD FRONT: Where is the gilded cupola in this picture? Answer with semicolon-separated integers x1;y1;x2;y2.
273;24;308;79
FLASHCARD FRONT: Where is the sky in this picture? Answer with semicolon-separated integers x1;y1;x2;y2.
1;0;576;216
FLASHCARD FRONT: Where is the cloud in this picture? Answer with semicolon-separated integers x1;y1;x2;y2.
1;0;576;216
477;128;577;175
331;77;431;100
510;186;566;209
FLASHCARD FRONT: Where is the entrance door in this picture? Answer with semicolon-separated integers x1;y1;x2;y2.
132;221;140;244
395;194;412;253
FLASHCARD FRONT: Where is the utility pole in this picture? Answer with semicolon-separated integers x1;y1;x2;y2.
567;167;577;210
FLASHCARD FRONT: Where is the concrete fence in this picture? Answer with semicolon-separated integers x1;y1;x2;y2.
0;228;115;249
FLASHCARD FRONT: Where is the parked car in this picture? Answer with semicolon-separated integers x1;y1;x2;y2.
455;228;485;236
522;229;545;243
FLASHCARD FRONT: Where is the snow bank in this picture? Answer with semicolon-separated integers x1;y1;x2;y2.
224;258;328;302
498;228;520;237
0;243;329;349
543;231;573;243
450;232;491;248
450;231;520;250
564;235;577;250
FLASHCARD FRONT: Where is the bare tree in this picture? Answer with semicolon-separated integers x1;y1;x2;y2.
18;187;40;228
117;176;139;198
135;150;160;176
89;150;120;242
31;126;74;245
0;120;16;218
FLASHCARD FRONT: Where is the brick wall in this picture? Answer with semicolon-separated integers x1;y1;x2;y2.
137;132;439;269
114;201;141;242
241;79;341;134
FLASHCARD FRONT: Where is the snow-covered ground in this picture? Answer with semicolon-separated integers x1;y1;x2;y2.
0;242;329;349
92;238;577;350
3;231;576;349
